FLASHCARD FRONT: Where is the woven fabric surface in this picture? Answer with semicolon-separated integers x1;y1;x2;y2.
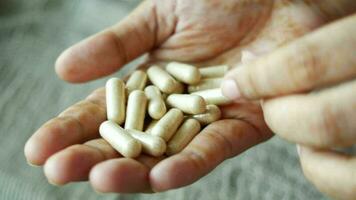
0;0;328;199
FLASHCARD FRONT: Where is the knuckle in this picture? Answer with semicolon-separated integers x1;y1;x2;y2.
288;43;325;91
313;105;341;146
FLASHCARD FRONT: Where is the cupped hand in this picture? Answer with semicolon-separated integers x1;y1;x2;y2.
24;0;323;193
222;1;356;199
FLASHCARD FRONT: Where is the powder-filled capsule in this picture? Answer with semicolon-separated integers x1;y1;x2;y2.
99;121;141;158
192;88;232;105
124;90;147;131
188;78;222;93
191;105;221;125
166;62;201;84
126;70;147;93
145;85;166;119
150;108;184;141
166;118;201;155
199;65;229;78
127;129;166;157
106;78;126;125
147;66;181;94
166;94;206;114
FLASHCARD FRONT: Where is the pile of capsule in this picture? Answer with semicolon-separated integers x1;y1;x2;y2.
100;62;232;158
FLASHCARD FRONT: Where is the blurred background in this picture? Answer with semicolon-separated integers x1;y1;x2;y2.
0;0;328;199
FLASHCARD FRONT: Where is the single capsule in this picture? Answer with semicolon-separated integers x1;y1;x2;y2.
166;94;206;114
166;118;201;155
124;90;147;131
199;65;230;78
188;78;222;93
147;66;181;94
150;108;184;141
145;85;166;119
126;129;166;157
99;121;142;158
126;70;147;94
192;88;232;105
165;62;201;84
145;120;158;133
106;78;126;124
191;105;221;125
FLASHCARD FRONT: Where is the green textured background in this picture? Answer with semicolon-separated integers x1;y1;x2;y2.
0;0;328;199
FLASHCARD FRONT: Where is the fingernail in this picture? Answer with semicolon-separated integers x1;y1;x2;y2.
221;79;242;100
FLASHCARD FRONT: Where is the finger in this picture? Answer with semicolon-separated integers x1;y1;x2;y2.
222;14;356;100
263;80;356;148
89;156;164;193
24;88;106;166
298;145;356;200
44;139;120;185
306;0;356;21
150;115;272;192
55;1;176;83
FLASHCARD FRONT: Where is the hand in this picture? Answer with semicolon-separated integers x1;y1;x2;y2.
25;0;325;193
222;2;356;199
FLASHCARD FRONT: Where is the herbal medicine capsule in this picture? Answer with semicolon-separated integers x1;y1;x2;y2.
145;85;166;119
127;129;166;157
166;118;201;155
166;62;201;84
166;94;206;114
147;66;181;94
126;70;147;93
106;78;126;124
99;121;142;158
199;65;229;78
188;78;222;93
145;120;158;133
191;105;221;125
124;90;147;131
150;108;184;141
192;88;232;105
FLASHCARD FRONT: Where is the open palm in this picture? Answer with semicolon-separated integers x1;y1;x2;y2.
25;0;324;193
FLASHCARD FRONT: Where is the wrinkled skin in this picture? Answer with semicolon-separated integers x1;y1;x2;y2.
24;0;345;196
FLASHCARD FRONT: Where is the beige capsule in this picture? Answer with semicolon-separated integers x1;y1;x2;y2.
126;129;166;157
144;85;167;119
106;78;126;125
166;94;206;114
147;66;181;94
145;120;158;133
166;118;201;155
126;70;147;94
124;90;147;131
191;104;221;125
199;65;230;78
165;62;201;84
188;78;222;93
192;88;232;105
99;121;142;158
150;108;184;141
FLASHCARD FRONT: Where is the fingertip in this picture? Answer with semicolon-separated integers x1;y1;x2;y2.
89;159;150;193
44;154;68;186
24;135;50;166
221;78;242;100
55;49;78;83
44;145;105;185
150;154;198;192
55;32;122;83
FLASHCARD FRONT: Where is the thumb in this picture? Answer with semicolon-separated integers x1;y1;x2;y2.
221;14;356;100
55;1;175;83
